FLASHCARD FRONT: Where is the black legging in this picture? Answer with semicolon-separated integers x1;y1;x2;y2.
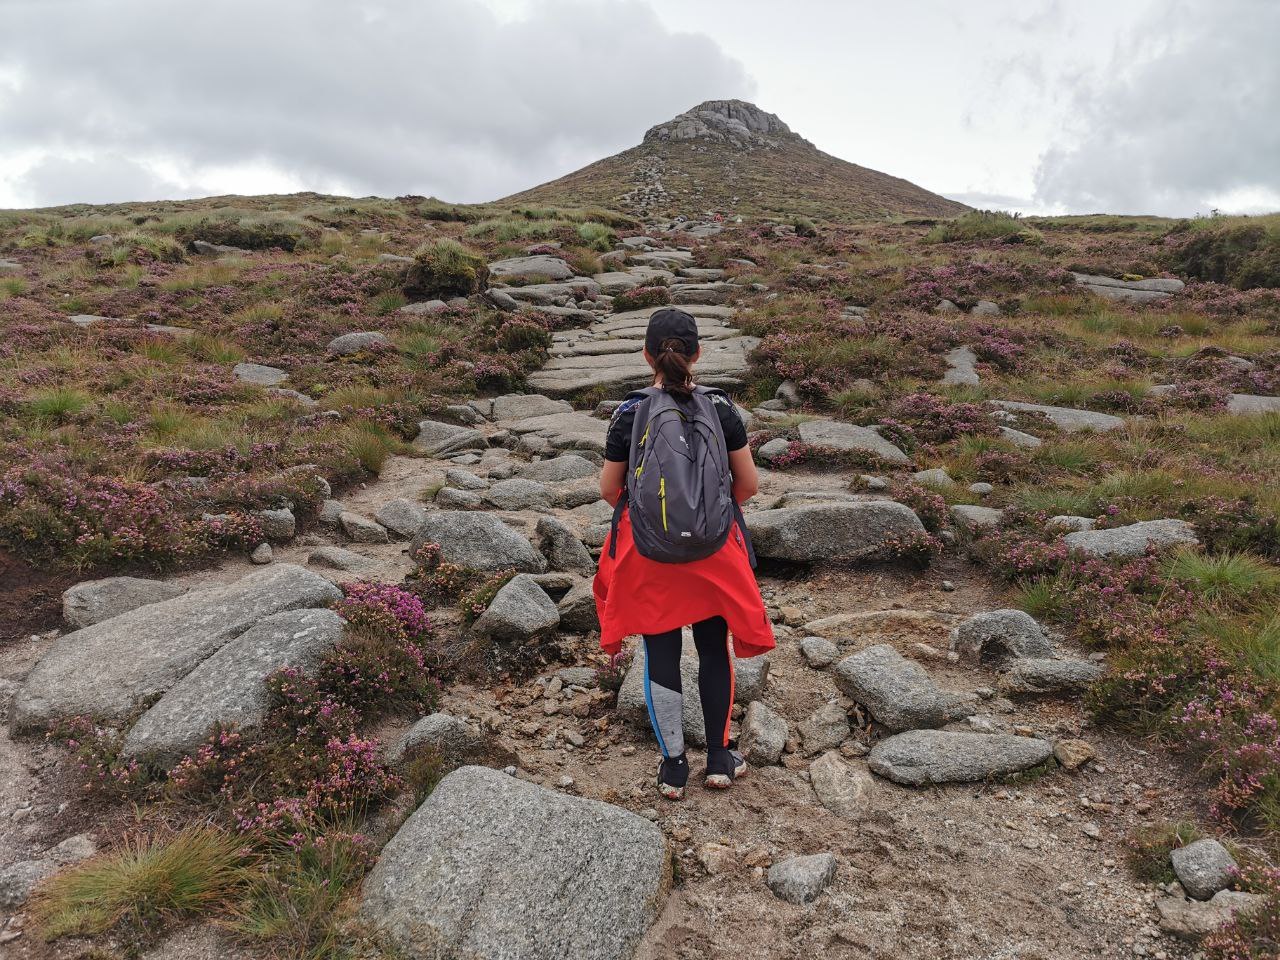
642;616;733;757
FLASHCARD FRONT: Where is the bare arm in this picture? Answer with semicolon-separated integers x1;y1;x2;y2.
728;446;759;504
599;460;627;507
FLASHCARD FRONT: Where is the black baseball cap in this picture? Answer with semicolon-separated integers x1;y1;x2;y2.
644;308;699;357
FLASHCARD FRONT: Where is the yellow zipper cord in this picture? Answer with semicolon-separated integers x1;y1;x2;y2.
659;476;668;531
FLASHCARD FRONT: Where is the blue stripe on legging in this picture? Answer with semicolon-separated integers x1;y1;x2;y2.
641;644;671;758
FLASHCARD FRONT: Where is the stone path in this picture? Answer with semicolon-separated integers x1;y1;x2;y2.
526;245;757;396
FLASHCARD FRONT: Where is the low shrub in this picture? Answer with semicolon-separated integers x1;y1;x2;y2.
1172;220;1280;290
230;830;370;960
174;216;311;252
34;825;253;942
403;238;488;300
924;210;1042;245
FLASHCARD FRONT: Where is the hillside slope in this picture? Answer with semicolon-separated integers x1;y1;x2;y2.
502;99;968;221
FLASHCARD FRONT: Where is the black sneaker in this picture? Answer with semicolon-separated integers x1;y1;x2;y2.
704;743;748;790
657;753;689;801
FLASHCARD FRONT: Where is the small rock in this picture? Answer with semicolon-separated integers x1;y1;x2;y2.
307;545;373;571
799;636;839;669
485;478;554;511
388;713;485;764
472;574;560;641
1157;890;1264;941
444;469;490;491
250;542;273;564
1171;839;1238;901
257;507;296;541
913;467;953;488
999;658;1104;695
766;853;837;905
1063;519;1199;560
374;499;428;539
808;751;874;820
952;610;1053;666
340;512;390;544
435;487;484;509
968;482;994;496
536;516;595;575
740;701;788;766
317;499;346;525
327;331;392;355
798;703;850;754
1053;739;1097;771
758;438;792;463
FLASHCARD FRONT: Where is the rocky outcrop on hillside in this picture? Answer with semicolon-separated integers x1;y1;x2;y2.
643;99;803;149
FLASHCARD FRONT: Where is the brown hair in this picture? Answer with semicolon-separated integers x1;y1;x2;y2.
654;337;694;400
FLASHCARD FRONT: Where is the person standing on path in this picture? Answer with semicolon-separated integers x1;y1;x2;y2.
594;308;775;800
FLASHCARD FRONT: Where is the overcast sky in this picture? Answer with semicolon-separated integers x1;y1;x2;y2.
1;0;1276;215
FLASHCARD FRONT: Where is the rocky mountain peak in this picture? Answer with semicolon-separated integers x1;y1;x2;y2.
643;99;803;149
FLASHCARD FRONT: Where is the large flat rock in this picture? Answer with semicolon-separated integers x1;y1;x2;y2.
1072;272;1183;303
747;502;925;563
992;400;1124;433
868;730;1053;785
796;420;910;464
528;336;755;396
121;608;344;765
1062;518;1199;559
360;765;669;960
487;255;574;281
1227;393;1280;415
12;565;341;732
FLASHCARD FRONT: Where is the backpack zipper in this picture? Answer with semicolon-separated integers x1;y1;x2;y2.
659;476;668;532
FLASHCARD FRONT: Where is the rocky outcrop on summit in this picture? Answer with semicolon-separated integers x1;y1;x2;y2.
643;99;799;148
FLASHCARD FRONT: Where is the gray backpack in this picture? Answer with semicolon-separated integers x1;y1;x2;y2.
609;386;754;566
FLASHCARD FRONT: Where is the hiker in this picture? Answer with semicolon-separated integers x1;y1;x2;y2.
594;308;775;800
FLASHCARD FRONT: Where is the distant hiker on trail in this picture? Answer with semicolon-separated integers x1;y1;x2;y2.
595;308;775;800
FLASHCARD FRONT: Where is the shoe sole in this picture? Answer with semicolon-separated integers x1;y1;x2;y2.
705;760;748;790
658;782;685;801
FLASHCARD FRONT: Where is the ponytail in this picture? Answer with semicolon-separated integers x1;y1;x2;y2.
655;337;694;400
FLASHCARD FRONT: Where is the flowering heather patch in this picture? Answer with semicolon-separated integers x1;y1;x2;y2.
612;286;671;311
876;529;943;568
1162;380;1233;411
877;392;997;451
168;660;413;839
1181;498;1280;560
1182;670;1280;826
0;452;255;569
1205;864;1280;959
335;581;431;640
969;524;1072;582
894;260;1072;310
889;481;948;533
47;716;148;800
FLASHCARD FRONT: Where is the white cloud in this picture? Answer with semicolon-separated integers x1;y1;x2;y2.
0;0;754;207
1034;0;1280;216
